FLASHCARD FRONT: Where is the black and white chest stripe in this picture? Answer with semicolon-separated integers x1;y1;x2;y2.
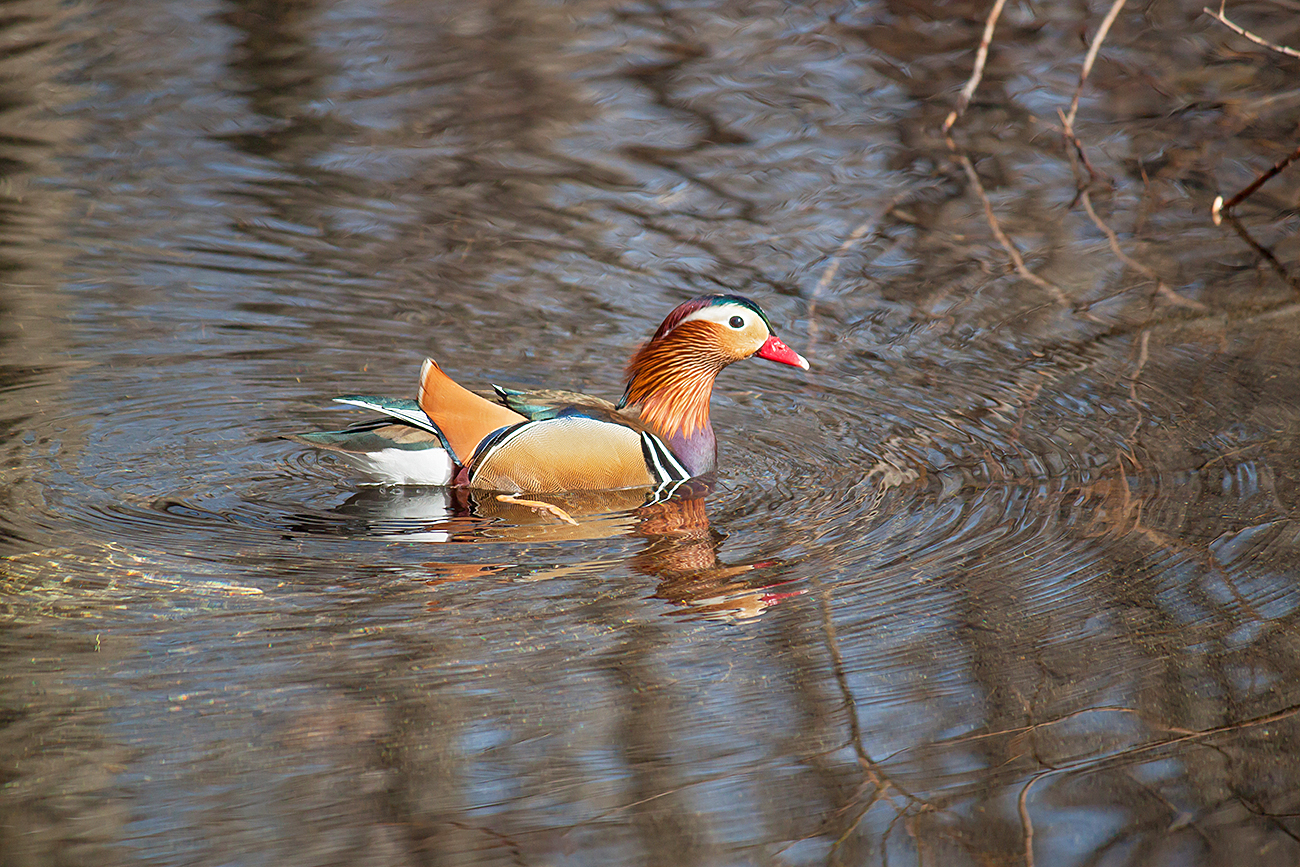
639;431;691;485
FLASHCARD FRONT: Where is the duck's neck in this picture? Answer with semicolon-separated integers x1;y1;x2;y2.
640;383;718;476
621;338;723;477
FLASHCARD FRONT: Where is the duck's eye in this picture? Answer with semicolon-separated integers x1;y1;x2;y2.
728;315;745;329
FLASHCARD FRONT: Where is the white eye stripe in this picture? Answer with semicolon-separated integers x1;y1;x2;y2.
679;304;765;332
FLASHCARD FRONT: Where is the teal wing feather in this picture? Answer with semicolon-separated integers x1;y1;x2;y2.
492;386;619;420
334;396;429;429
286;419;446;453
332;395;458;454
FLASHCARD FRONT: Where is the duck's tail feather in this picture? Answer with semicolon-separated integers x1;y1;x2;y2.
417;358;525;466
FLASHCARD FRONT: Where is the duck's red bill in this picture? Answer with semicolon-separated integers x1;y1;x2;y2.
756;335;810;370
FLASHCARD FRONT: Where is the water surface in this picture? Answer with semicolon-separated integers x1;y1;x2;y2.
3;0;1300;864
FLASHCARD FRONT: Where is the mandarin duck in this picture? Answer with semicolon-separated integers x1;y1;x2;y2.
287;294;808;492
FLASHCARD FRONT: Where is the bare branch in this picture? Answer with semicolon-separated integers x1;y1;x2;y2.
1057;108;1110;189
813;202;899;300
955;152;1072;306
1019;774;1043;867
805;193;908;351
1066;0;1129;128
1212;142;1300;222
943;0;1010;133
1217;211;1300;295
1204;2;1300;58
1079;190;1207;310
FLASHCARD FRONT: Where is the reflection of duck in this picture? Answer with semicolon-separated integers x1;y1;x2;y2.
633;496;804;621
300;484;800;620
290;486;458;542
286;295;807;490
318;483;702;543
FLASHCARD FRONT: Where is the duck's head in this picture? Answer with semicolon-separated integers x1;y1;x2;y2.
621;295;808;437
643;294;810;371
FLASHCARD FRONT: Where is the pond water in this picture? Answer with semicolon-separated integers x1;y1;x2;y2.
3;0;1300;864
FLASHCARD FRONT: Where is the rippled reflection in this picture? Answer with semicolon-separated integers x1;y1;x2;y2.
3;0;1300;863
287;484;799;621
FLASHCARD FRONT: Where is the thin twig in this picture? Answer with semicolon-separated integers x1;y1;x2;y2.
815;580;929;809
831;789;889;860
1128;328;1150;403
1125;329;1151;443
1204;2;1300;58
1019;774;1043;867
806;192;907;350
1057;109;1109;189
1212;142;1300;222
1055;103;1196;311
813;198;904;300
1065;0;1129;128
1012;703;1300;866
1057;106;1204;311
955;152;1072;305
943;0;1010;133
495;494;578;525
1079;190;1206;310
1218;212;1300;294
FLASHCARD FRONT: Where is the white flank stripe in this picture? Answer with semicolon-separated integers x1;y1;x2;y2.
333;447;455;486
